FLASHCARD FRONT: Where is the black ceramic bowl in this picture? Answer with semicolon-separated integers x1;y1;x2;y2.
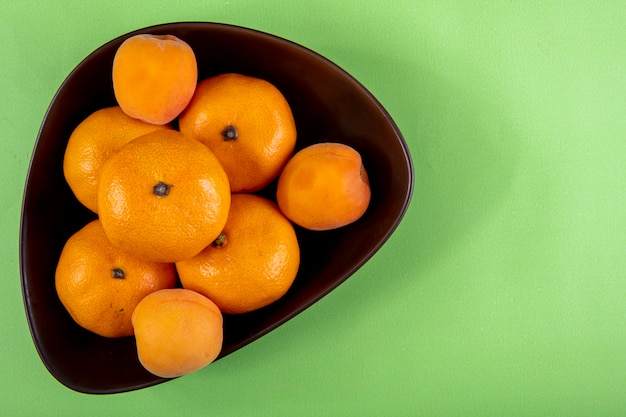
20;22;413;394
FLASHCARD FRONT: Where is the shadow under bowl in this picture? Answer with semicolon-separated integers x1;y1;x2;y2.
20;22;414;394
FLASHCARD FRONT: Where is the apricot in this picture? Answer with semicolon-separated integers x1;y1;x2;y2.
112;34;197;125
131;288;223;378
276;142;371;230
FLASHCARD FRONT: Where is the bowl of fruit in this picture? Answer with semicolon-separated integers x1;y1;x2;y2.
20;22;414;394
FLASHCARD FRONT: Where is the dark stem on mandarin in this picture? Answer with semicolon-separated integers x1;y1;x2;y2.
212;232;227;247
221;125;238;141
153;181;170;197
112;268;125;279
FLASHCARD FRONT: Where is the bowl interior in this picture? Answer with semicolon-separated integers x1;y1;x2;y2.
20;22;413;394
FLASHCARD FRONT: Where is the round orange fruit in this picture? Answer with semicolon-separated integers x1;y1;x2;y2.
178;73;297;193
55;219;177;338
176;193;300;314
132;288;223;378
97;129;231;263
63;106;172;213
112;34;198;125
276;142;371;230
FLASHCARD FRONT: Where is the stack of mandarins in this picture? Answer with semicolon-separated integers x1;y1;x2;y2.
55;33;371;379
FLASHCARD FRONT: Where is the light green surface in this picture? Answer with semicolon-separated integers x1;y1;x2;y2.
2;1;625;415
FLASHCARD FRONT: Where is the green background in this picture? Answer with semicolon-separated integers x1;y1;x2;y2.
2;1;625;415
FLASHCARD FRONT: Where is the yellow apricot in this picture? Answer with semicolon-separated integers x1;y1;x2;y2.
131;288;223;378
112;34;197;125
276;142;371;230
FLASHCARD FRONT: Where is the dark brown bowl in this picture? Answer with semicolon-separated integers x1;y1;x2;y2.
20;22;413;394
